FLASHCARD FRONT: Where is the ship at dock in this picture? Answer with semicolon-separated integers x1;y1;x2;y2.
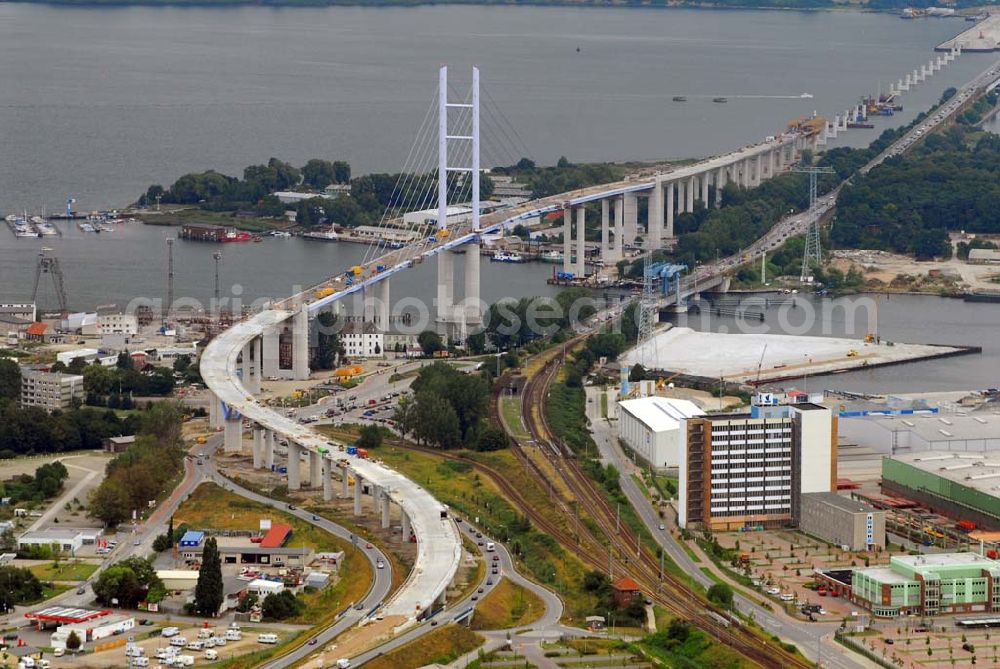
302;227;339;242
179;223;254;242
491;250;525;263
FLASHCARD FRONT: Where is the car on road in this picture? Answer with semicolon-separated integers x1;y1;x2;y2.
308;638;318;645
76;586;86;595
377;560;384;569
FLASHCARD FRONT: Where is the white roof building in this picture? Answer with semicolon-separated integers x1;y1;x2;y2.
247;579;285;596
618;397;705;469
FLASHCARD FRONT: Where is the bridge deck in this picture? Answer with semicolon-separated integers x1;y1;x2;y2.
200;309;462;622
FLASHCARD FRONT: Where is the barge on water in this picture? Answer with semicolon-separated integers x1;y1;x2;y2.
179;223;253;242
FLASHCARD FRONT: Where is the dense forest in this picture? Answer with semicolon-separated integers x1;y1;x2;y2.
833;112;1000;259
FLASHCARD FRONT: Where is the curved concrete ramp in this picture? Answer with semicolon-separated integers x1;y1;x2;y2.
200;308;461;623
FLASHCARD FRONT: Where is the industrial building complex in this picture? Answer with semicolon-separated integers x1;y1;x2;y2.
799;492;886;552
617;396;704;469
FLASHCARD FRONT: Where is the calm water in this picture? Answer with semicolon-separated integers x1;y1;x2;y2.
1;4;996;392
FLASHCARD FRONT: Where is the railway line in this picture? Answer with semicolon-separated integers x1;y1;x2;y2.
498;341;813;669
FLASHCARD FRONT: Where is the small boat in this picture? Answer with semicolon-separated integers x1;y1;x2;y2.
539;250;564;264
253;236;263;243
672;96;687;102
37;222;58;236
491;251;525;263
270;230;292;238
713;97;728;103
78;222;96;233
302;228;339;242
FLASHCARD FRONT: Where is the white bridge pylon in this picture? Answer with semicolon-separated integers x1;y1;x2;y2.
436;65;482;342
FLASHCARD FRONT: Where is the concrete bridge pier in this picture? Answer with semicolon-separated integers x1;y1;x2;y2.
647;181;664;248
292;308;309;381
714;169;725;208
913;68;921;84
562;208;572;274
463;242;481;332
623;192;638;249
379;488;391;529
341;465;349;496
322;456;333;502
675;179;685;215
685;176;695;211
600;199;611;260
209;391;222;429
829;116;839;139
252;426;264;469
666;180;676;234
310;450;322;488
401;511;412;542
575;206;586;276
614;194;624;255
223;411;242;454
354;474;364;515
700;171;710;205
262;327;280;380
753;154;763;187
264;430;275;469
287;442;302;490
436;250;456;336
376;279;391;331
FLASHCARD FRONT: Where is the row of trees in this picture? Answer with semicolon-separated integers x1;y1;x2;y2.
392;362;507;451
493;156;624;199
88;403;186;527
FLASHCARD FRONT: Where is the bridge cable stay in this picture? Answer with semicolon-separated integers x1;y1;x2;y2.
482;85;535;165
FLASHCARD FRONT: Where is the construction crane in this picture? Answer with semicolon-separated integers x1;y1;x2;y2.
755;344;768;386
31;250;68;314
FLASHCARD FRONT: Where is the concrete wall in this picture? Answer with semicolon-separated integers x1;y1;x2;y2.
618;407;680;469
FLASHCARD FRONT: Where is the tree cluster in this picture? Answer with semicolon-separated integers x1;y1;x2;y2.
0;399;136;459
0;566;44;610
262;590;304;620
493;156;624;199
393;362;497;450
834;124;1000;258
81;354;175;407
88;403;186;527
93;556;164;607
2;461;69;505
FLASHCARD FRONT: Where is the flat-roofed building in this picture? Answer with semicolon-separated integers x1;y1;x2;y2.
678;404;836;531
97;313;138;335
20;368;84;411
618;397;704;470
850;553;1000;618
799;492;885;551
840;412;1000;455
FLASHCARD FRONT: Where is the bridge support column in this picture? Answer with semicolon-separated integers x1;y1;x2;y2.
401;511;412;542
223;412;242;454
262;327;280;380
322;456;333;502
436;251;455;336
623;192;638;250
287;441;301;490
376;279;391;332
341;465;349;496
464;241;481;333
665;181;675;237
209;391;222;430
647;182;663;248
354;475;363;516
686;176;695;211
252;426;263;469
676;179;685;215
252;336;262;393
714;169;725;208
700;172;710;205
292;308;309;381
380;488;391;529
362;285;376;324
264;430;275;469
754;154;763;186
614;195;624;256
562;208;572;274
575;206;586;277
310;450;322;488
600;199;610;260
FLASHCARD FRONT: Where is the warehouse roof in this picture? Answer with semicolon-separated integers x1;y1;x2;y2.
802;492;878;514
618;397;704;433
893;552;998;569
260;524;292;548
845;412;1000;444
889;452;1000;498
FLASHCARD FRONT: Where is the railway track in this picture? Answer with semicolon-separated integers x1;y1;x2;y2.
496;342;812;669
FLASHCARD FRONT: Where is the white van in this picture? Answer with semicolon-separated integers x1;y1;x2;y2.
204;649;219;661
198;628;212;639
485;542;495;552
156;647;178;659
212;636;227;647
225;628;242;641
336;659;351;668
126;645;144;657
257;633;279;644
162;626;181;637
133;658;150;668
203;637;217;648
36;661;50;669
176;655;194;667
170;636;189;647
186;640;203;651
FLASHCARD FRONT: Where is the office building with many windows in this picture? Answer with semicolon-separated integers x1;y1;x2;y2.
677;404;836;531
